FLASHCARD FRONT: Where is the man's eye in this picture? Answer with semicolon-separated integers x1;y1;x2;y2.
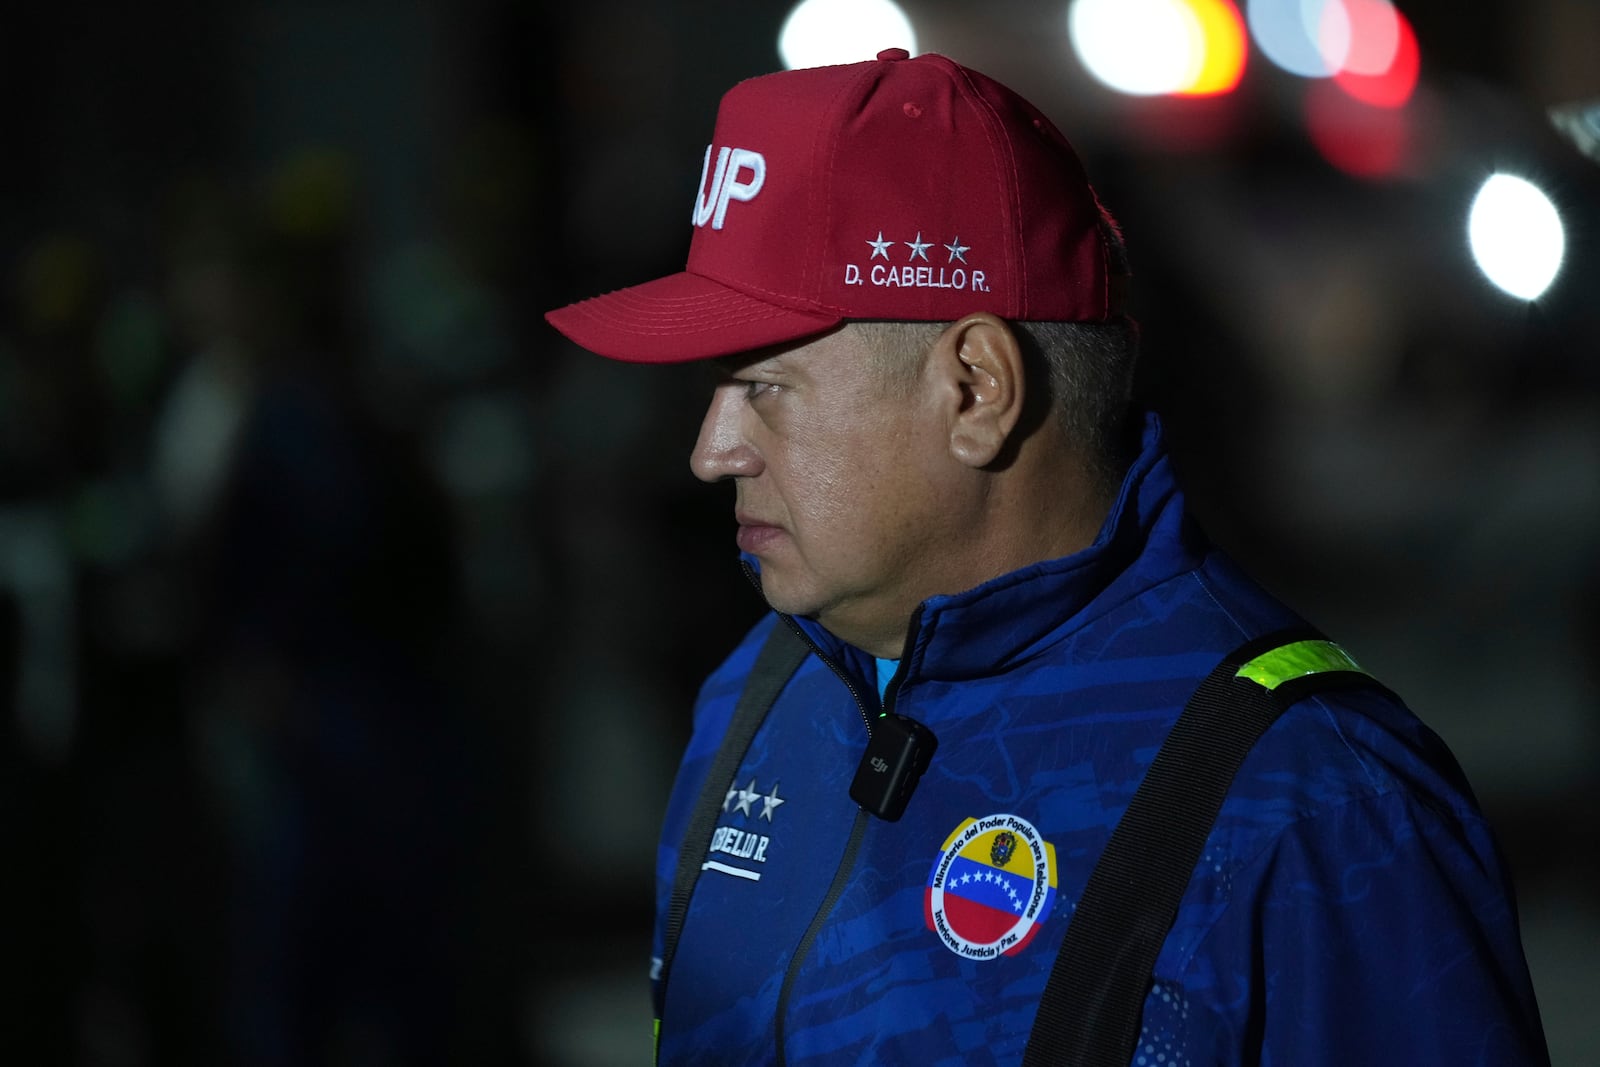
741;379;779;399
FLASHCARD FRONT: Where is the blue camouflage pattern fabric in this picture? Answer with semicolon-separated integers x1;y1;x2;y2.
650;414;1548;1066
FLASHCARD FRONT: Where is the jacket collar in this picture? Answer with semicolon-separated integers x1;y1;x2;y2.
748;412;1204;690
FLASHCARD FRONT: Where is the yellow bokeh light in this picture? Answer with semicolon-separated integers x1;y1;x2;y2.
1178;0;1248;95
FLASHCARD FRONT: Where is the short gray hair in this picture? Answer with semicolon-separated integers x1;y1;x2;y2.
851;316;1138;487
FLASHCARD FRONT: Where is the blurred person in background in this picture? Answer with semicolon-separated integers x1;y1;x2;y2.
158;165;470;1067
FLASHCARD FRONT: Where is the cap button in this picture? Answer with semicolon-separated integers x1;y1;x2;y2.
877;47;911;62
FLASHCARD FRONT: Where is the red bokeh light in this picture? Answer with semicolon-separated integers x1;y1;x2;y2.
1304;79;1413;177
1333;4;1419;108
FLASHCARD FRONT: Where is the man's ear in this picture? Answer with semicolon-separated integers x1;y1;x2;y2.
933;312;1026;469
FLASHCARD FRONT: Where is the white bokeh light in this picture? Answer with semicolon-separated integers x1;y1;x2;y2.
1252;0;1405;79
1468;174;1565;301
1248;0;1336;77
1069;0;1206;96
778;0;916;70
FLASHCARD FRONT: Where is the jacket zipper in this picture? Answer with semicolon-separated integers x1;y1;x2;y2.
769;617;875;1067
740;564;926;1063
773;809;869;1066
766;610;928;1061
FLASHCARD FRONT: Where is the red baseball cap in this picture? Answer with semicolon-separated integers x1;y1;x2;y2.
546;48;1119;363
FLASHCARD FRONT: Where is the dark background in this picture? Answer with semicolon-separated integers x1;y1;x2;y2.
1;1;1595;1063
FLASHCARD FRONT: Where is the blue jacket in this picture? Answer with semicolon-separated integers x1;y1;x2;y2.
651;416;1548;1065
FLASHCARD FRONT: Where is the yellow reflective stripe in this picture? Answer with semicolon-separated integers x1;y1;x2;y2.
654;1018;661;1063
1234;640;1366;690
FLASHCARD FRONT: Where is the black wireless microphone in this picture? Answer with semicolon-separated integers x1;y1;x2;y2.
850;713;937;821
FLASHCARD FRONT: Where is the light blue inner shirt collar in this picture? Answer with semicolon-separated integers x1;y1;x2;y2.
875;657;899;701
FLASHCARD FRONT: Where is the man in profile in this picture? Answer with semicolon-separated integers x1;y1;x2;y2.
547;47;1548;1066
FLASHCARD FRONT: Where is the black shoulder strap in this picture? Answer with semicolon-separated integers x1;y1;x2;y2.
655;620;809;1020
1022;629;1380;1067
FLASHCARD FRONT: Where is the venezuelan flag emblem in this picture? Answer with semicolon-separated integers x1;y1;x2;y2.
924;814;1058;960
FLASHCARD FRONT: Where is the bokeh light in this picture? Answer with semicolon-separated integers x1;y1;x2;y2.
1249;0;1414;102
1176;0;1249;96
1249;0;1339;77
778;0;916;70
1317;0;1398;75
1468;173;1565;301
1069;0;1246;97
1332;4;1418;108
1304;79;1414;177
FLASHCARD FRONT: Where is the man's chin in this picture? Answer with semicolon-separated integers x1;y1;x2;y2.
752;570;819;619
757;587;814;619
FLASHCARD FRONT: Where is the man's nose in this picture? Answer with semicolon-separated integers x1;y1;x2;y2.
690;385;762;483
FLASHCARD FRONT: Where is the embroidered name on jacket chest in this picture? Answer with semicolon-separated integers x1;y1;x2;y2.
701;777;786;881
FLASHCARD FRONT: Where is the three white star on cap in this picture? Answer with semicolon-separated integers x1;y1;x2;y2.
864;232;973;263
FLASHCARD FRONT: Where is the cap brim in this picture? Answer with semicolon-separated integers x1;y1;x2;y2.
545;271;841;364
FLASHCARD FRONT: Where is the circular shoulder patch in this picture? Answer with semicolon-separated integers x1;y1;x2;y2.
923;814;1058;960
